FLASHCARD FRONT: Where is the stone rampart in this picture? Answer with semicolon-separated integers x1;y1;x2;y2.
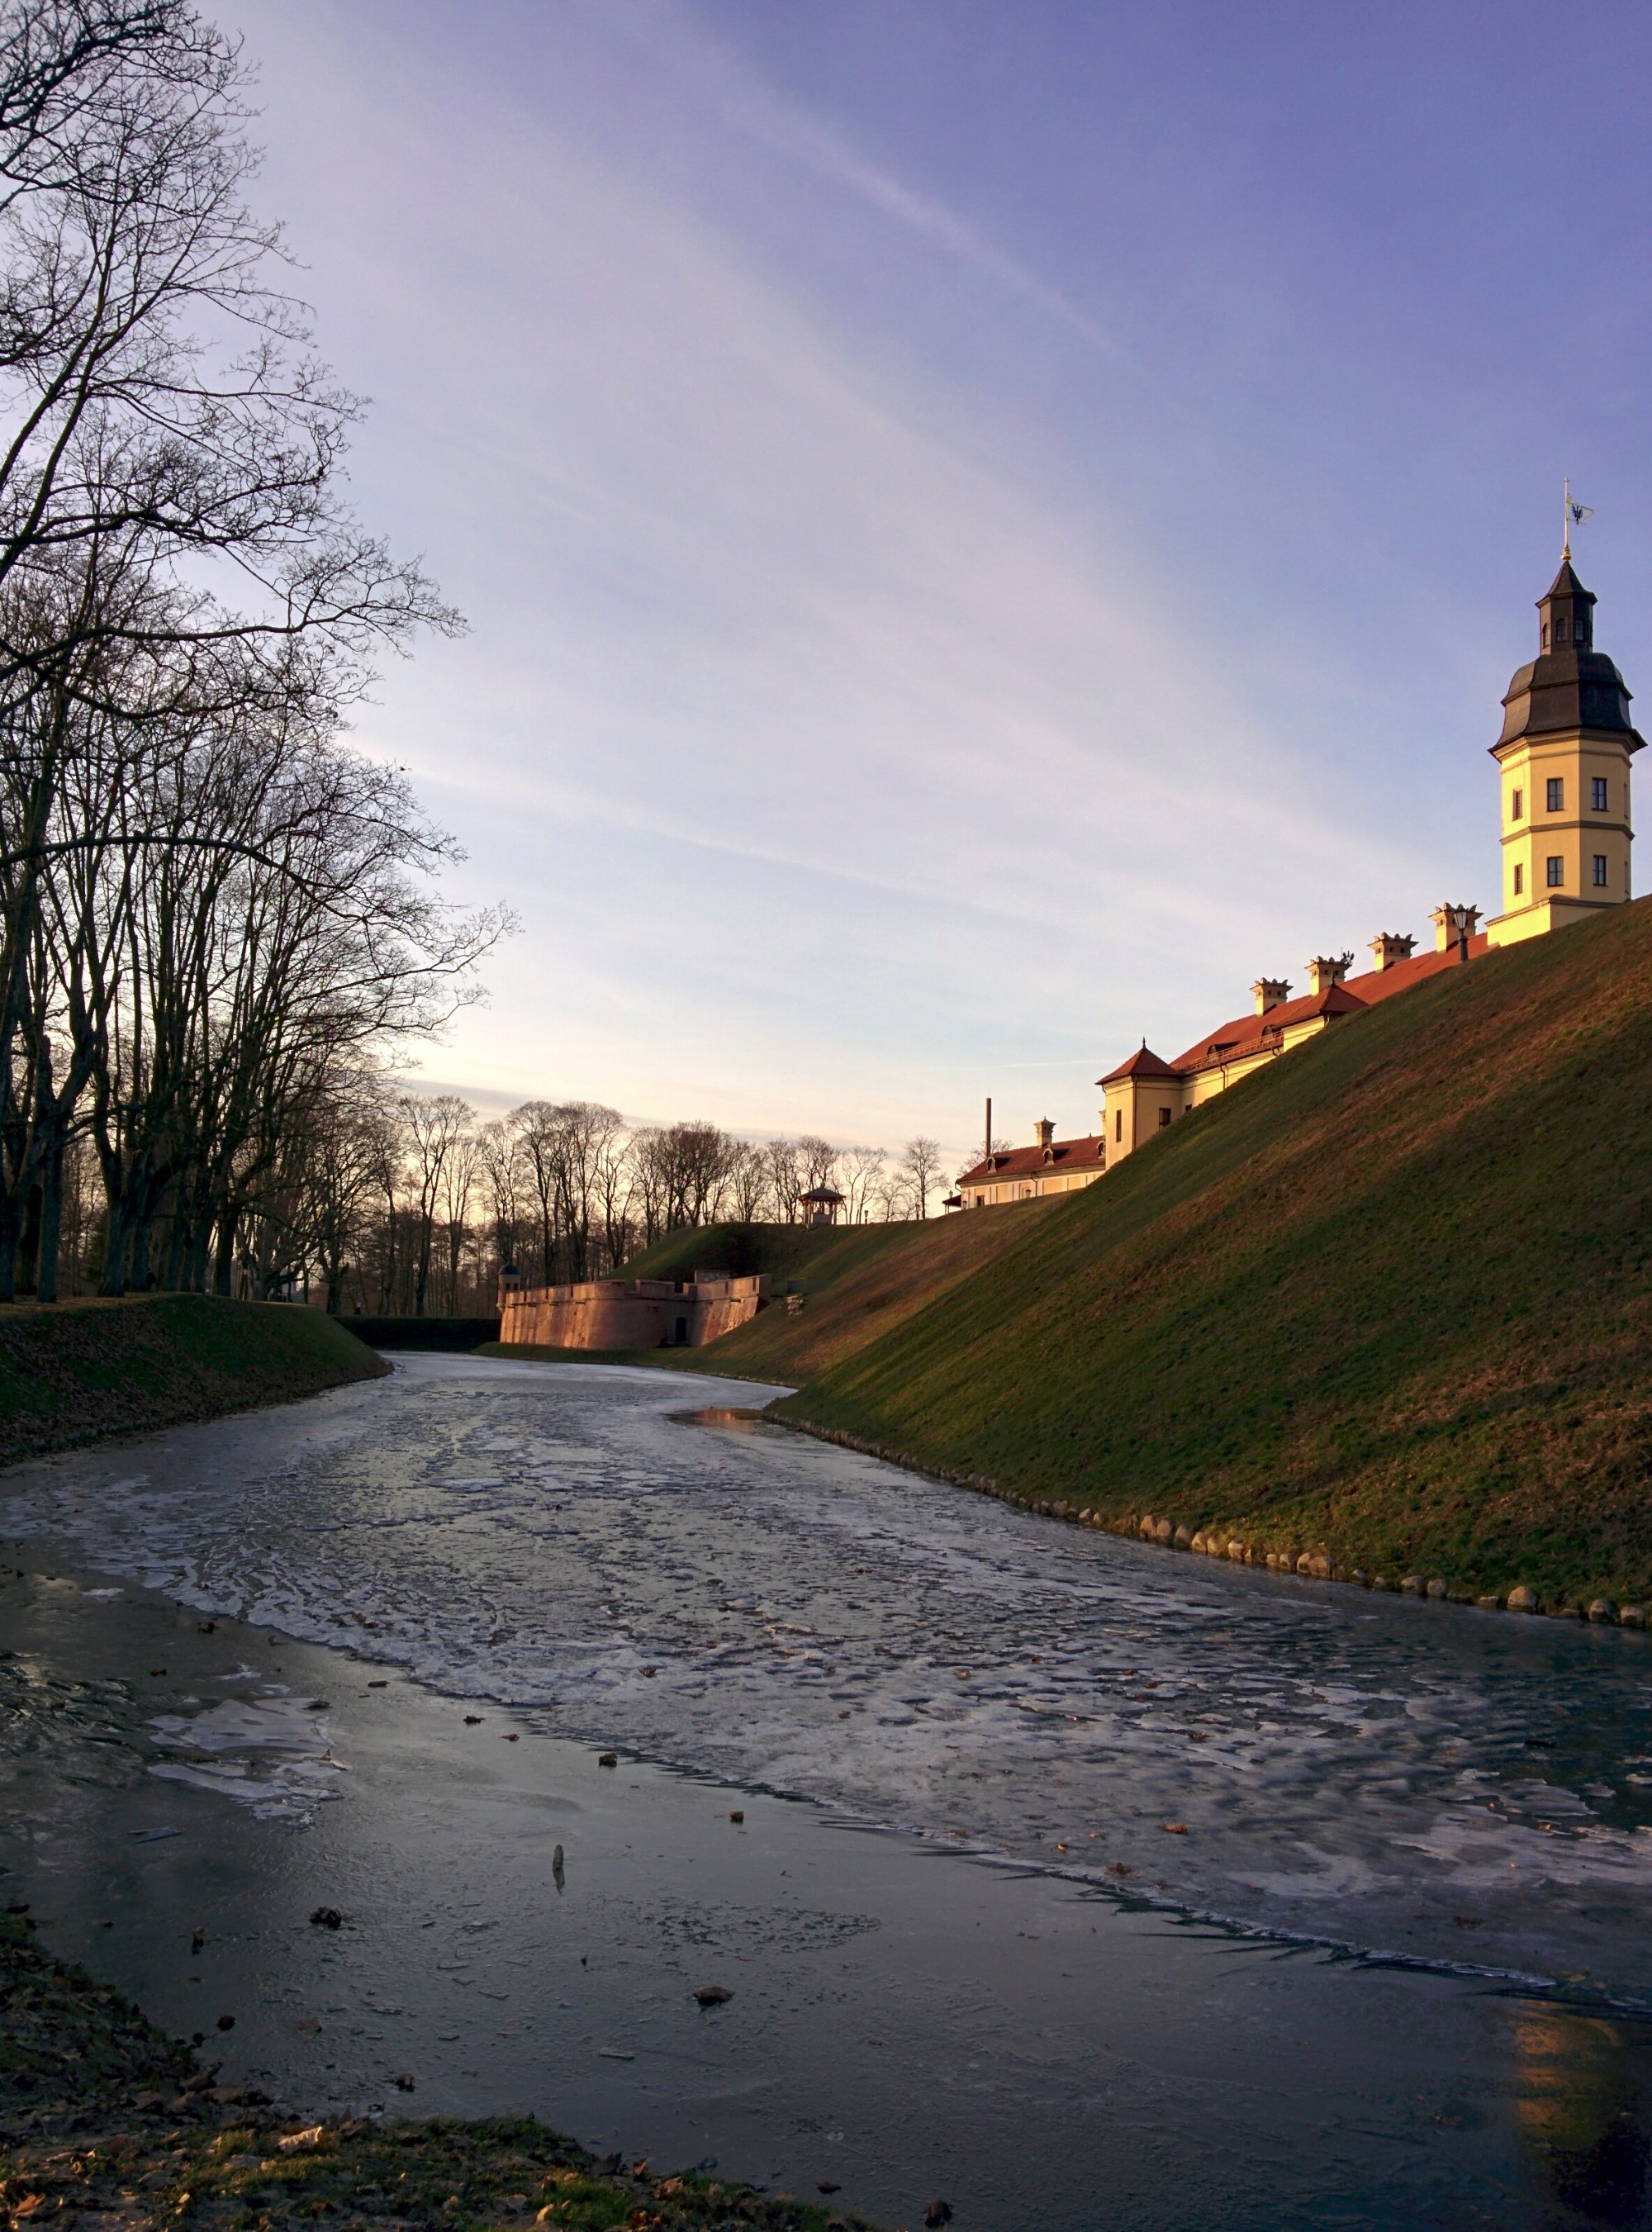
498;1271;769;1351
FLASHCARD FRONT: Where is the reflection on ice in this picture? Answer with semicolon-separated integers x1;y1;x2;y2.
1515;2009;1652;2226
7;1352;1652;1995
147;1694;346;1821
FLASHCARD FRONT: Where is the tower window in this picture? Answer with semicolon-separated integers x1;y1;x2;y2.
1512;863;1523;895
1510;788;1523;819
1546;777;1564;812
1593;853;1608;887
1157;1107;1171;1129
1593;776;1609;811
1114;1109;1122;1142
1546;855;1564;887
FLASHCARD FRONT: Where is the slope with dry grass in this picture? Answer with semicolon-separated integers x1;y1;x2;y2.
751;900;1652;1608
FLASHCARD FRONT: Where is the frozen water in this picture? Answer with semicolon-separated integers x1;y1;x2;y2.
5;1351;1652;1995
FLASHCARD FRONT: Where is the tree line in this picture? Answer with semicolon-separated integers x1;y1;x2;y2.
0;2;499;1302
96;1094;943;1315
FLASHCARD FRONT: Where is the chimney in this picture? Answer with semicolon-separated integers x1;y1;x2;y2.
1306;952;1355;996
1368;932;1417;973
1431;904;1481;957
1251;977;1291;1014
1035;1117;1056;1151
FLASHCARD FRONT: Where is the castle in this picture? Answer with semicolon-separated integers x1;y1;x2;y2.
956;548;1642;1206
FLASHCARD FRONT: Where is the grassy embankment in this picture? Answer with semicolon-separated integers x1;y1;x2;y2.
0;1907;877;2232
481;1218;1041;1379
0;1294;387;1464
677;899;1652;1612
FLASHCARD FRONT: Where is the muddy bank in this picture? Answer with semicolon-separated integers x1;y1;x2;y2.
0;1907;874;2231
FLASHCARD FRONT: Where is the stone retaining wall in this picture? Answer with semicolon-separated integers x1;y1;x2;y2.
498;1273;769;1351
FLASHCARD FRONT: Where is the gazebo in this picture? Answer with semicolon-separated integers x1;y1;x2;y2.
800;1184;845;1228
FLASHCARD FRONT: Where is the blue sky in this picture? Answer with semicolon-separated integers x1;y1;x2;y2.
229;0;1652;1169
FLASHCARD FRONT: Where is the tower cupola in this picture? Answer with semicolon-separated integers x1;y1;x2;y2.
1486;542;1641;951
1496;559;1643;752
1538;558;1594;655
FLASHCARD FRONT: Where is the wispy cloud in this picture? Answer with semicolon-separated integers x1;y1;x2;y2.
596;0;1118;352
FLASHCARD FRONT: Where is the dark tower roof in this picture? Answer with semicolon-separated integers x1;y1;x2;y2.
1495;559;1645;754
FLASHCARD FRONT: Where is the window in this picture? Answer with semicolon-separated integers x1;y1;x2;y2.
1510;788;1523;820
1114;1109;1123;1142
1593;776;1609;812
1547;777;1564;812
1541;623;1550;649
1157;1107;1171;1129
1555;616;1567;644
1512;863;1523;895
1593;853;1608;887
1547;855;1564;887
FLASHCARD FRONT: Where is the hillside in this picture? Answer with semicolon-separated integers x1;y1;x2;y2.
488;1216;1038;1379
0;1294;387;1462
617;1219;919;1286
698;899;1652;1609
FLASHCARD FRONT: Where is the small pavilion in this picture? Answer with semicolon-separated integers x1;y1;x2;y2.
800;1184;845;1228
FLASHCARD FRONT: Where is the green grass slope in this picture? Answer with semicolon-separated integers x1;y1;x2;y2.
485;1219;989;1380
617;1219;923;1287
0;1294;387;1463
766;899;1652;1610
488;1214;1050;1381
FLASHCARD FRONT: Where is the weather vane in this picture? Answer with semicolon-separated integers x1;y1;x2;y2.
1563;476;1593;561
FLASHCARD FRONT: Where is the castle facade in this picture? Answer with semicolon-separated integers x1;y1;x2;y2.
956;550;1643;1202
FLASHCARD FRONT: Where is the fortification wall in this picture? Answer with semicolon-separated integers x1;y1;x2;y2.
499;1273;768;1351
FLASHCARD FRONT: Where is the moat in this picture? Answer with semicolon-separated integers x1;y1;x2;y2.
4;1354;1652;2230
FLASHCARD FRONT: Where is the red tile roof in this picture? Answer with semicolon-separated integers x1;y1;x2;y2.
957;1135;1106;1187
1096;1045;1180;1085
1166;937;1489;1076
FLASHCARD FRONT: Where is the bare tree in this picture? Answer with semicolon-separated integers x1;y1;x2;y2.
901;1136;942;1220
873;1163;912;1223
725;1138;769;1223
476;1118;524;1276
300;1072;396;1314
398;1092;471;1316
511;1100;563;1285
764;1137;801;1225
437;1112;481;1312
840;1143;885;1224
798;1135;839;1194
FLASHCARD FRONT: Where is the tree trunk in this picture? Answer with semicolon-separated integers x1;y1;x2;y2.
213;1206;236;1296
36;1144;64;1304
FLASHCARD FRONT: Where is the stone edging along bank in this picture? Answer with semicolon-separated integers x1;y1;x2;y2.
776;1417;1649;1636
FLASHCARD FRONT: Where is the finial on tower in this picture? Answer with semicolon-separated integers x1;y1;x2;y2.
1563;475;1593;563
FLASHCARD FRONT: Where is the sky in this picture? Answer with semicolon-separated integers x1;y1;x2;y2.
225;0;1652;1171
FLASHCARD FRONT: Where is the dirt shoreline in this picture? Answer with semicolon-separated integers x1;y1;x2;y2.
0;1911;878;2232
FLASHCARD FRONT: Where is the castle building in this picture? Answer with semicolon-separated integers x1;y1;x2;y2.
955;546;1642;1199
1484;557;1643;944
956;1118;1106;1209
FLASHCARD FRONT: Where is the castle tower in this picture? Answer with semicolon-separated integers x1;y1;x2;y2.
1485;555;1644;947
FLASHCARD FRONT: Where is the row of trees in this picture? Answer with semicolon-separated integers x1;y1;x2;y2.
214;1096;943;1316
0;2;499;1300
44;1093;949;1311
